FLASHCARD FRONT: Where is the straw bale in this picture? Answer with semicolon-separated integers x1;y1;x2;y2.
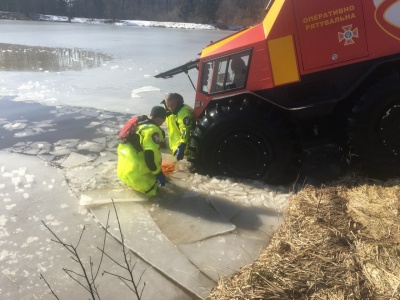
209;176;400;300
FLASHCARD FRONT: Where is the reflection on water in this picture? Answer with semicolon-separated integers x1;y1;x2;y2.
0;43;112;72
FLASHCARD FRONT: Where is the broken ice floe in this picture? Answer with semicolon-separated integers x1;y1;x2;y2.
168;168;292;212
131;86;161;98
2;119;56;139
77;140;105;152
85;121;101;128
12;80;60;105
91;202;215;299
79;195;147;206
50;146;72;156
1;103;295;297
148;196;236;244
3;122;27;130
54;139;80;149
61;152;91;168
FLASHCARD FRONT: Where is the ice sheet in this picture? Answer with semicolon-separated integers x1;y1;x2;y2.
178;232;268;282
0;151;193;300
91;202;215;299
148;196;236;244
61;152;91;168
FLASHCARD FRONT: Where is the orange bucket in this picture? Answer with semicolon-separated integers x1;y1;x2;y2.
161;153;176;176
162;163;175;175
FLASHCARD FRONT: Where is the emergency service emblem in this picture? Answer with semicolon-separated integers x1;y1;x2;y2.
338;25;359;45
183;116;191;126
152;132;161;144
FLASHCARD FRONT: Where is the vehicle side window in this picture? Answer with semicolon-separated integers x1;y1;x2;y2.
201;62;213;93
202;58;229;93
201;50;250;95
226;53;249;89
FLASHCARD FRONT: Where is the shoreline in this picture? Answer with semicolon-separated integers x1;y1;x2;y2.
0;10;232;31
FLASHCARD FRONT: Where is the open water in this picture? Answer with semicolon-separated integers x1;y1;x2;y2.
0;19;230;115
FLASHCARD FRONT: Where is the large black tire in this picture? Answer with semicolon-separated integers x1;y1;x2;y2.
189;101;300;184
348;72;400;178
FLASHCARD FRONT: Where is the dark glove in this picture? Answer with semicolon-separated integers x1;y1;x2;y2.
173;143;186;161
156;172;166;187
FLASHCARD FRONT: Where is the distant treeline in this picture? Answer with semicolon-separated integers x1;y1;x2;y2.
0;0;268;27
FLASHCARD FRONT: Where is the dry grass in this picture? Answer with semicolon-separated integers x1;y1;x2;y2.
210;175;400;299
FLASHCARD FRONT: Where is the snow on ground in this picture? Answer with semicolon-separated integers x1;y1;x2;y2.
3;12;218;30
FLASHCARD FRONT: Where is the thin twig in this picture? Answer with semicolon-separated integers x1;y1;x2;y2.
75;225;86;249
42;221;75;256
63;268;91;293
102;271;136;293
138;270;147;299
111;199;144;299
102;270;133;283
63;268;85;278
93;210;110;281
136;267;145;287
43;220;97;300
71;247;97;299
40;274;60;300
97;247;128;270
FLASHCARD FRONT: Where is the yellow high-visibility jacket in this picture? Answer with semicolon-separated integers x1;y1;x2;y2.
166;104;194;154
117;122;164;196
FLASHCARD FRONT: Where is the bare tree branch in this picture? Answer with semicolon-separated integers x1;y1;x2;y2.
93;210;110;281
97;247;128;270
111;199;144;299
75;225;86;249
102;271;136;293
42;199;146;299
43;220;97;300
63;268;91;293
40;274;60;300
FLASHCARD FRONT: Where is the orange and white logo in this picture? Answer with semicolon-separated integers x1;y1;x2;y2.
374;0;400;40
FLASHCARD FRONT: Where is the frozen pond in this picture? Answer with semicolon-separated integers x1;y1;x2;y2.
0;95;291;299
0;20;295;299
0;19;230;114
0;20;349;299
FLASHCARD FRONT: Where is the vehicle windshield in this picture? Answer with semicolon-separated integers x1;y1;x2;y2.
201;50;251;94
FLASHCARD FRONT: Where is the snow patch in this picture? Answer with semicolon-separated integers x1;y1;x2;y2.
27;236;39;243
5;204;16;210
0;215;7;226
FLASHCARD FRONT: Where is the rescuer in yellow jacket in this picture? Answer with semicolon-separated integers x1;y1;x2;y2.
162;92;194;161
117;106;167;196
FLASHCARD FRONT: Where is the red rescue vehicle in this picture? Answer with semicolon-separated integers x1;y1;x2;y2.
156;0;400;183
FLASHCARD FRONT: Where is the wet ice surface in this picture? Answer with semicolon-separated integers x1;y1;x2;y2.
0;96;297;299
0;151;193;300
0;22;231;116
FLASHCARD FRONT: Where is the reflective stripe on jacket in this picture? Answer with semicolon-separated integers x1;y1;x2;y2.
166;104;193;153
138;123;163;174
117;122;163;196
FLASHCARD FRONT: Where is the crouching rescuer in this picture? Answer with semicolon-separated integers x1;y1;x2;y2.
162;92;194;161
117;106;167;196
